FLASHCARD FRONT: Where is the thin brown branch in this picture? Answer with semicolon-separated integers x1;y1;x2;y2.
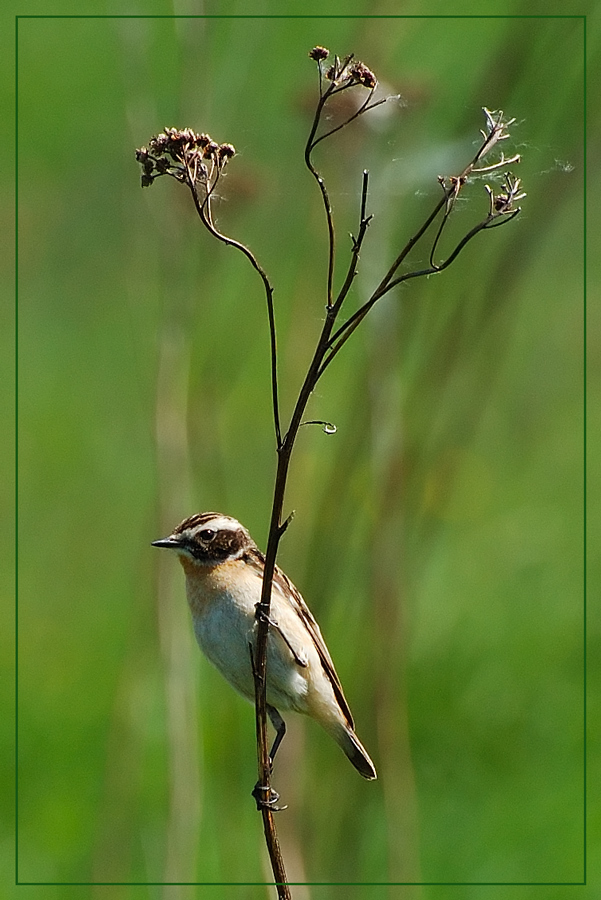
330;170;373;317
137;58;524;897
309;87;381;150
249;643;291;898
136;130;282;449
304;50;385;309
304;95;337;309
317;195;522;378
315;114;525;375
185;176;282;449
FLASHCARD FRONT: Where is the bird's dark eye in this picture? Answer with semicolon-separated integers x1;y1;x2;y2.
200;528;216;541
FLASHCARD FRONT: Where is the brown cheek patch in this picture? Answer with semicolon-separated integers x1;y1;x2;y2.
214;531;242;557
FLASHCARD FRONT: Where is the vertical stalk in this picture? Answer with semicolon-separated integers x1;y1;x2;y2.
138;76;523;898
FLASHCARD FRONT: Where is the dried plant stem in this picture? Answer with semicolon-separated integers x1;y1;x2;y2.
187;177;282;449
249;647;290;896
188;169;291;896
137;47;524;894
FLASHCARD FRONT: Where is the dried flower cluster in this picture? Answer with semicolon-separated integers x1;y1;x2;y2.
135;127;235;188
309;46;377;90
486;172;526;215
308;45;329;61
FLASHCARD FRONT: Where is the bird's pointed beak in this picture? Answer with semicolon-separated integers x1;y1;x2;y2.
151;536;181;549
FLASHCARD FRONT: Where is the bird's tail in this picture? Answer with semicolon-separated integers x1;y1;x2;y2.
336;725;377;780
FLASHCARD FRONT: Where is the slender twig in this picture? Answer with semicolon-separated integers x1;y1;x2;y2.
186;161;290;895
315;118;525;375
186;178;282;448
317;197;520;379
305;93;337;309
249;643;291;899
304;60;394;308
310;92;390;150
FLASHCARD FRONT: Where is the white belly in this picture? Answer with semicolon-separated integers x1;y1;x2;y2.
191;581;310;713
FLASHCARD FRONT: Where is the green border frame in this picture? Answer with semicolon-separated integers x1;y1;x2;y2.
14;12;587;888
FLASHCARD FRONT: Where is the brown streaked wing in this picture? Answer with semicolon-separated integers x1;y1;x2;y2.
244;547;355;730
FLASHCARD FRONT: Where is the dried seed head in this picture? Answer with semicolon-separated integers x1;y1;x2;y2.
203;140;220;159
309;46;329;61
137;127;236;190
149;132;169;154
350;62;377;89
218;143;236;162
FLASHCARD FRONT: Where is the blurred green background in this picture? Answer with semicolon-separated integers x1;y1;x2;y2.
6;4;593;899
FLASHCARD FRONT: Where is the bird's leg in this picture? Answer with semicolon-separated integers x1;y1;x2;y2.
248;642;288;811
251;706;288;810
267;705;286;770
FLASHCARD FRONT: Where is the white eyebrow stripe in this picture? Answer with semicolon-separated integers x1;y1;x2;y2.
195;515;241;533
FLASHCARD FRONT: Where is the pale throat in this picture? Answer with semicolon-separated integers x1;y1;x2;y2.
178;554;256;615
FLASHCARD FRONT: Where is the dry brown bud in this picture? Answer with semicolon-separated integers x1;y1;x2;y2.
149;132;169;153
218;143;236;161
309;46;329;61
203;140;220;159
350;62;377;89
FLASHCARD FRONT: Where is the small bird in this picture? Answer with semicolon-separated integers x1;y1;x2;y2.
152;512;377;780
